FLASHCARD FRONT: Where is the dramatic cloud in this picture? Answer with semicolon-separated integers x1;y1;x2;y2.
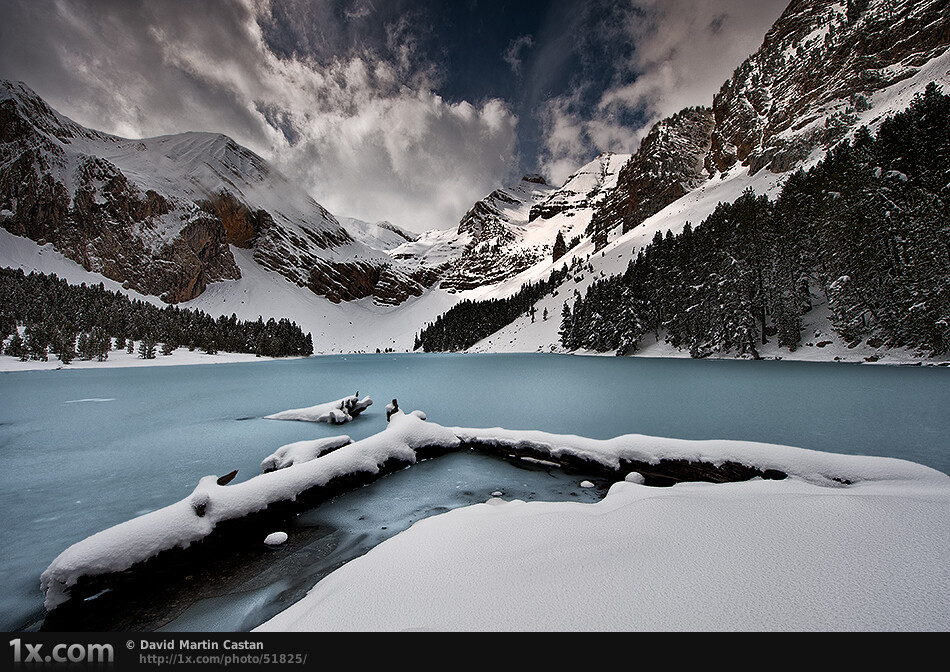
535;0;789;185
0;0;519;233
0;0;790;229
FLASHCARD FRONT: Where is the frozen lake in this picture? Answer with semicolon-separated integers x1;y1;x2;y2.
1;353;948;631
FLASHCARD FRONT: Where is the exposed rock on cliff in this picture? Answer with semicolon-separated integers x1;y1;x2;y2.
585;0;950;248
589;108;715;247
707;0;950;175
0;80;425;307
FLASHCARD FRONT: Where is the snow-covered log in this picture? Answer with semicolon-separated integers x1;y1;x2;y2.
264;395;373;424
261;436;353;473
39;411;949;618
40;410;455;611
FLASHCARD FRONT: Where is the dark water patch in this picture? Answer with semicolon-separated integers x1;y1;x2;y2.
40;450;610;633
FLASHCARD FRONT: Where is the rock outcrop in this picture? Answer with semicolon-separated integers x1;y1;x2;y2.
584;0;950;248
707;0;950;176
423;155;628;292
589;108;715;247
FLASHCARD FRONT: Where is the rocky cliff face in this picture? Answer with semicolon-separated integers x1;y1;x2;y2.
707;0;950;176
589;108;715;247
587;0;950;246
0;80;427;306
416;154;628;292
530;153;629;223
438;176;555;291
0;87;240;303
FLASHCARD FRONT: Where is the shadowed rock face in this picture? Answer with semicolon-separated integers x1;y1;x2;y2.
197;191;269;249
707;0;950;176
0;102;243;303
589;107;715;246
586;0;950;248
307;260;425;305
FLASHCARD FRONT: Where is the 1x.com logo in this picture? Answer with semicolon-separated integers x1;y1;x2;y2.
9;638;114;664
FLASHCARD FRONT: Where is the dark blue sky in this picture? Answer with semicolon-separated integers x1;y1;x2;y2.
254;0;644;177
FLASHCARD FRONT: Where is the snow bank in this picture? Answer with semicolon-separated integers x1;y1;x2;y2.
256;424;950;632
39;410;457;610
40;411;949;630
258;469;950;631
264;395;372;424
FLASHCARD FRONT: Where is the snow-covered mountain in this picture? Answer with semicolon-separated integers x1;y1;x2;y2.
0;80;429;306
591;0;950;247
707;0;950;177
2;0;949;359
442;0;950;359
389;152;629;293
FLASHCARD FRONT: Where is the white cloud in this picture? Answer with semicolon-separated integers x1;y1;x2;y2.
537;0;788;186
0;0;519;233
1;0;790;229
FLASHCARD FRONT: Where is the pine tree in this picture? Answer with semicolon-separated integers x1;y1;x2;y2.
90;327;110;361
138;338;156;359
5;332;26;360
553;230;567;262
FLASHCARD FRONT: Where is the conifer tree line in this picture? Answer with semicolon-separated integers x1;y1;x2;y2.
0;268;314;362
561;84;950;358
413;265;570;351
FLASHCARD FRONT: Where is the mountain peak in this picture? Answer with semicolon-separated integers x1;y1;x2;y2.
1;79;115;146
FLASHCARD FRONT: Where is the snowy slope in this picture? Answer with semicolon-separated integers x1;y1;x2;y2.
336;216;417;252
181;247;458;354
463;44;950;361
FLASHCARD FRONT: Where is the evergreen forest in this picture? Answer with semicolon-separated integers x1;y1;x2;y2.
413;265;569;351
561;83;949;358
0;268;314;363
414;84;949;359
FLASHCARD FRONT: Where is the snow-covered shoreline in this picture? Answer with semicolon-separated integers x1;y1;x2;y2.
0;348;305;372
39;410;950;631
2;346;946;374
